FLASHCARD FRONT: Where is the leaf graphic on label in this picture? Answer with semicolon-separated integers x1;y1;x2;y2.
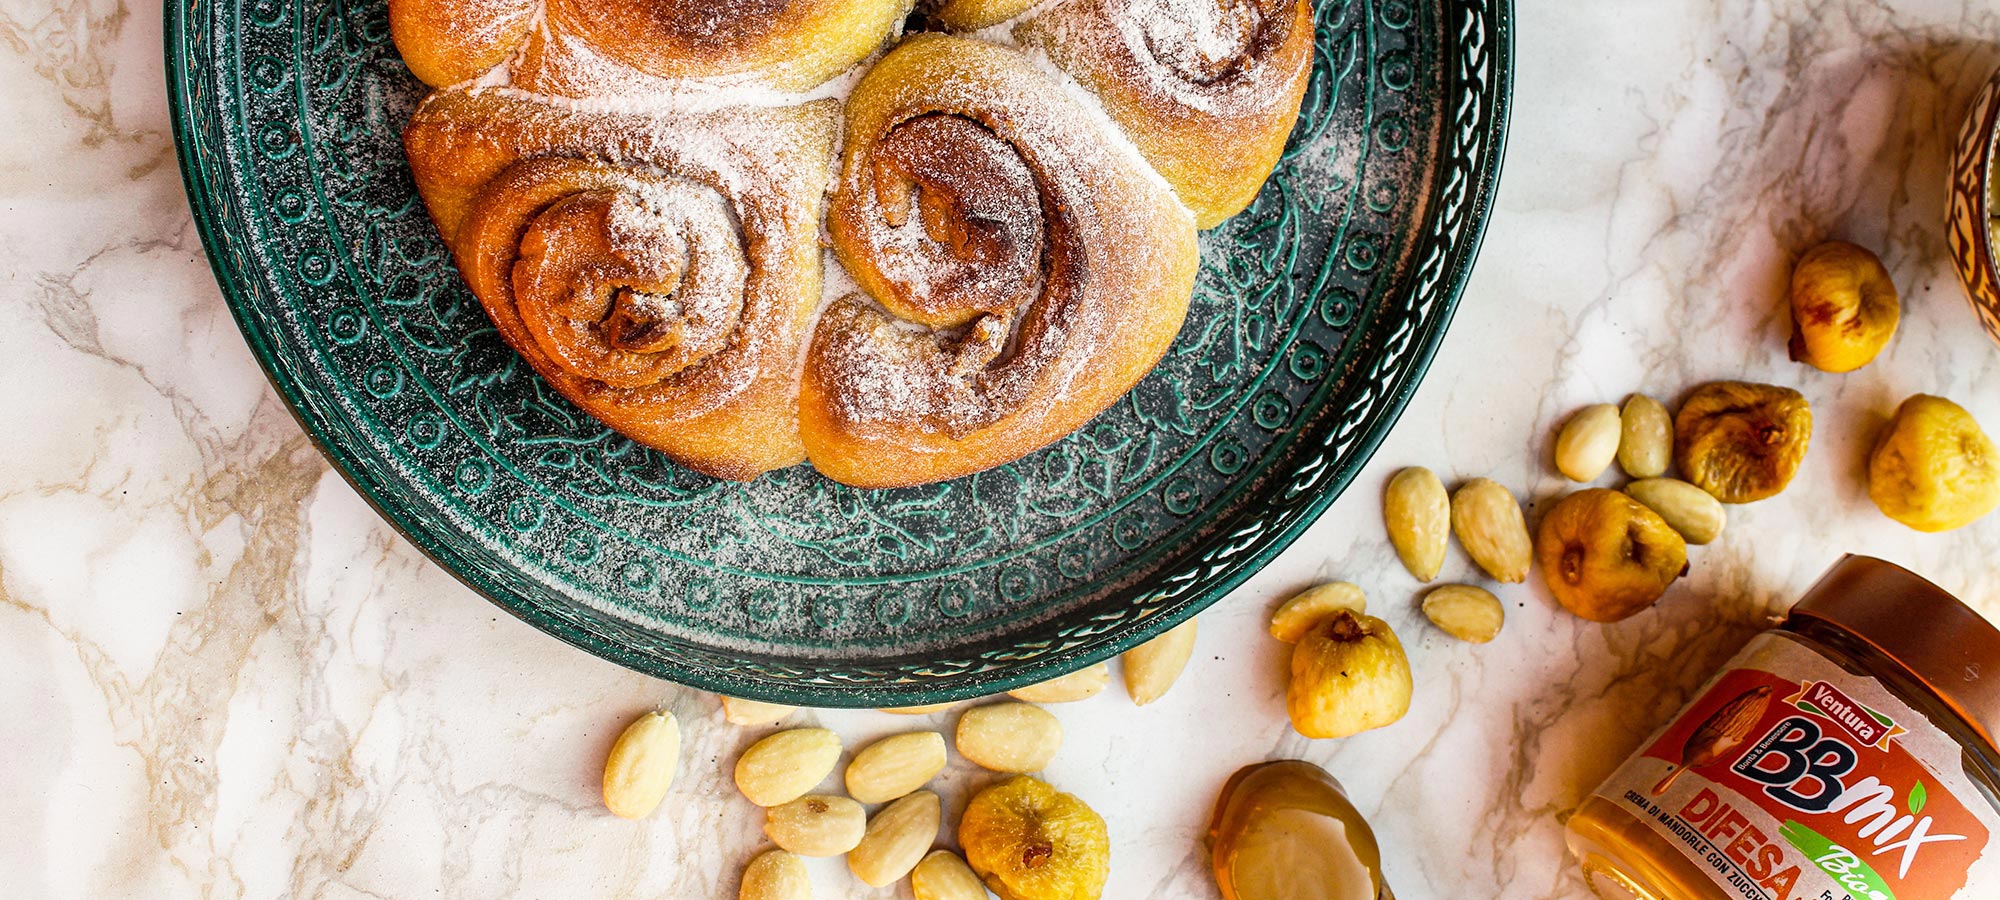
1910;781;1928;815
1780;820;1900;900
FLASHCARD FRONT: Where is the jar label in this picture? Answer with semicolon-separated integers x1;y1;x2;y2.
1590;633;2000;900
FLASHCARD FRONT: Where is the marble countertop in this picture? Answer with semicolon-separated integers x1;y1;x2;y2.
8;1;2000;897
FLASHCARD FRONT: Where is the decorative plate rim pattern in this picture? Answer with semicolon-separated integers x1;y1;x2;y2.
166;0;1515;706
1947;64;1999;346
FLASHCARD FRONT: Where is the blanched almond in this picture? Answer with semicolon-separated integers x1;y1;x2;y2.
1269;582;1367;643
720;695;798;728
956;703;1062;773
1420;584;1505;643
1123;619;1198;706
1006;663;1110;703
848;791;941;887
738;849;809;900
1626;477;1726;545
734;728;841;807
1555;404;1622;482
602;710;680;819
880;702;957;716
1383;467;1449;581
911;849;988;900
764;794;866;857
1450;479;1532;583
844;731;946;804
1619;394;1673;478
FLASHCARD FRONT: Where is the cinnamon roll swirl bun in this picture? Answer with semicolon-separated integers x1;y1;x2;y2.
389;0;537;87
1016;0;1315;228
929;0;1041;31
801;34;1200;487
532;0;913;92
403;90;836;480
389;0;912;92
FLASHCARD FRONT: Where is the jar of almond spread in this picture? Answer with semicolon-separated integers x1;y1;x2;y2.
1567;556;2000;900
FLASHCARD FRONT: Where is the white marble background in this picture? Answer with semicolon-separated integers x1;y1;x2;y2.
6;0;2000;897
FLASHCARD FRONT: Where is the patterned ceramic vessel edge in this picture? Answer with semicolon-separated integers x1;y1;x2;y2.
1947;64;2000;347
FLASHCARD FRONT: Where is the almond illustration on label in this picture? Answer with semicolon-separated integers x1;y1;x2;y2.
1652;685;1773;795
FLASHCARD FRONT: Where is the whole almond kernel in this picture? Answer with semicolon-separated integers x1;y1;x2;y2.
738;849;809;900
1123;618;1198;706
1383;467;1449;581
911;849;987;900
1006;662;1110;703
956;703;1062;773
844;731;947;804
734;728;842;807
848;790;942;887
1619;394;1673;478
880;702;956;716
1269;582;1368;643
763;794;866;857
1450;479;1532;583
602;710;680;819
720;695;798;728
1421;584;1506;643
1556;404;1623;482
1626;477;1726;545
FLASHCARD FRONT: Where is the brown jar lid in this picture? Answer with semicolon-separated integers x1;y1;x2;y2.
1787;555;2000;750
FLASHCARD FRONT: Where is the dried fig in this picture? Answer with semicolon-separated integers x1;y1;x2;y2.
1537;489;1688;623
1268;582;1367;643
1868;394;2000;532
1674;381;1812;503
960;776;1110;900
1286;610;1412;739
1788;241;1899;373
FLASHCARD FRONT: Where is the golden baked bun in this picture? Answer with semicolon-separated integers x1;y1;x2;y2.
389;0;537;87
1017;0;1315;228
403;90;837;480
391;0;912;92
537;0;912;92
931;0;1041;30
802;34;1200;488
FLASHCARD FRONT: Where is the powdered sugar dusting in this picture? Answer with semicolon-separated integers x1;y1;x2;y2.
507;168;755;395
506;17;875;114
409;3;1245;483
1014;0;1299;120
334;0;1469;667
958;0;1071;43
817;299;1012;436
869;218;941;300
604;179;747;348
812;36;1196;448
1015;45;1180;196
1132;0;1256;83
1113;0;1281;115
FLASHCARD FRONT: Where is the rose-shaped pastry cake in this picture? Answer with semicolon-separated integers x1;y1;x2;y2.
389;0;1311;488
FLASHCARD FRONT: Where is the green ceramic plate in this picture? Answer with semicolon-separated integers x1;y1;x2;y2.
167;0;1512;706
